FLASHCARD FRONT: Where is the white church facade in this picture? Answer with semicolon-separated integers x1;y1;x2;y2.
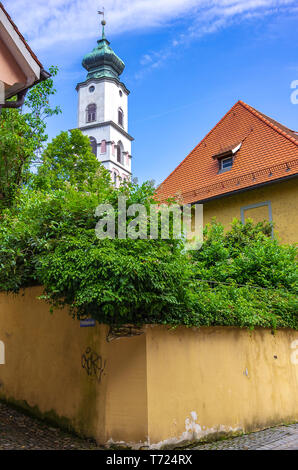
76;19;133;185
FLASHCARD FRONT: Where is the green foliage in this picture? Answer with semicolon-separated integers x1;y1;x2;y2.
191;219;297;292
0;66;61;208
32;129;109;191
23;65;61;150
0;96;297;330
0;108;36;205
0;180;297;330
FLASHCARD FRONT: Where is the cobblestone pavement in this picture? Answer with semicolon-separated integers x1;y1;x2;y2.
192;424;298;450
0;402;297;450
0;402;103;450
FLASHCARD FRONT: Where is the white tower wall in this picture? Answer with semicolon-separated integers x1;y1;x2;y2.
77;78;133;185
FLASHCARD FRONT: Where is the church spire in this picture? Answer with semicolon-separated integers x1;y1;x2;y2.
76;8;133;186
82;10;125;81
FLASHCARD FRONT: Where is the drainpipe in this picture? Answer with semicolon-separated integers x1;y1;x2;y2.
0;89;27;111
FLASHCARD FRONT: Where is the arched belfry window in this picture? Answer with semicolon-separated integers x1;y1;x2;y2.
118;108;124;127
89;137;97;157
112;169;120;187
86;103;97;123
117;141;124;165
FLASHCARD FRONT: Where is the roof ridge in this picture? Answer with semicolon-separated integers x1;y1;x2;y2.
158;100;242;192
238;100;298;147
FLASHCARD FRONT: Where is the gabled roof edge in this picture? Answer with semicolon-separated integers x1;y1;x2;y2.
238;100;298;147
158;100;242;191
158;100;298;194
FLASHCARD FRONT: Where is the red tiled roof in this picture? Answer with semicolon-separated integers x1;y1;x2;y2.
0;2;43;68
157;100;298;204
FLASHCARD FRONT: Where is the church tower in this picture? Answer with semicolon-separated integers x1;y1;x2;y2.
76;18;133;185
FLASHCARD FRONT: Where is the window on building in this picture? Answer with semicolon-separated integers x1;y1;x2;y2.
117;146;121;163
101;140;107;154
220;156;233;172
241;202;273;238
213;143;242;174
118;108;124;127
89;137;97;157
117;141;124;165
112;170;120;186
86;103;97;123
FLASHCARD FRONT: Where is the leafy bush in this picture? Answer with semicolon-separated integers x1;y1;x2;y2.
0;181;297;330
0;107;297;330
191;220;297;293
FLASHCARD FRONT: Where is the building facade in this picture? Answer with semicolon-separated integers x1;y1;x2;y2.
76;20;133;186
158;100;298;244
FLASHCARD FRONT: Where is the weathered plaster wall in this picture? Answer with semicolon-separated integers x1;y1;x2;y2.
105;334;148;444
203;178;298;244
0;287;147;445
0;288;297;448
145;325;298;448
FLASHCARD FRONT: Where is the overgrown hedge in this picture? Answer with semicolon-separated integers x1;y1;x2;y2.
0;183;297;330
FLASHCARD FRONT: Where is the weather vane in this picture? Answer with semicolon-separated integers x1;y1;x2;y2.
98;7;106;38
98;7;106;25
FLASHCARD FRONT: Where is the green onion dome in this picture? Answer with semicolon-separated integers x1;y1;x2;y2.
82;21;125;81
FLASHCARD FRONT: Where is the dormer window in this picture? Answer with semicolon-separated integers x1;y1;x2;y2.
220;156;233;171
213;142;242;174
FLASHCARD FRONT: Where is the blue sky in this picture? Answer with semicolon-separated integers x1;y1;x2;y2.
5;0;298;185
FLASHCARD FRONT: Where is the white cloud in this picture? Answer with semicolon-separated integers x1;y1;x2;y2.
3;0;297;79
3;0;297;51
136;0;298;76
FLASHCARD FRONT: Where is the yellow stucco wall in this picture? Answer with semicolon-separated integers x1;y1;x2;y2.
0;287;147;445
203;178;298;244
0;288;297;448
145;326;298;447
105;334;148;444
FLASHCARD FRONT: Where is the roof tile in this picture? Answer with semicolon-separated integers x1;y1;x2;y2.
157;100;298;204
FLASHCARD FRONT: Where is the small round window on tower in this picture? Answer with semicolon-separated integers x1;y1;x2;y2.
89;86;95;93
119;90;123;97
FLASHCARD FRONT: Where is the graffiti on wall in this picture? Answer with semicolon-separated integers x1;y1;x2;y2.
81;347;106;383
